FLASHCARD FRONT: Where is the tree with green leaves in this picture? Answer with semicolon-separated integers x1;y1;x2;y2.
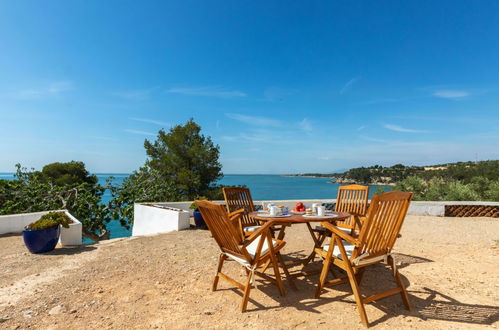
41;161;98;186
109;118;224;224
144;119;223;200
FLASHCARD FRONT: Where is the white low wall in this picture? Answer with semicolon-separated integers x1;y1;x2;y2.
132;203;190;236
154;199;499;217
156;199;337;214
0;210;82;246
130;199;498;238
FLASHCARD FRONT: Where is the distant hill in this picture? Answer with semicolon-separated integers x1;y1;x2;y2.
290;160;499;185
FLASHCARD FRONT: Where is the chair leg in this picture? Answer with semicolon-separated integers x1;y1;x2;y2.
388;256;411;310
315;254;331;298
212;254;226;291
270;252;286;296
345;264;369;327
241;272;253;312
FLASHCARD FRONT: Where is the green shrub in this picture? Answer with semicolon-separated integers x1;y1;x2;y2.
26;211;71;231
190;196;208;210
396;175;499;201
394;176;428;200
444;181;481;201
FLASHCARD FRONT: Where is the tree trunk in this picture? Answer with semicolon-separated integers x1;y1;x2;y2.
82;228;111;242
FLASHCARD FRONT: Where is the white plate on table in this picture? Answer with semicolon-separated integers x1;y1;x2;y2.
290;211;305;215
255;213;292;218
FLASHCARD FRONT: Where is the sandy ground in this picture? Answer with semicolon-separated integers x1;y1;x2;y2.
0;215;498;329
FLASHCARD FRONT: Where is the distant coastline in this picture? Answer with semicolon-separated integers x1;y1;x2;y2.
281;174;394;186
281;174;336;179
281;160;499;187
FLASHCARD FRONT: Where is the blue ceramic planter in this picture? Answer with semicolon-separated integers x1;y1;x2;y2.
22;226;60;254
193;210;206;228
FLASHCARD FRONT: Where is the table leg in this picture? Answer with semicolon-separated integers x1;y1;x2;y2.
262;223;289;273
276;224;287;240
302;222;323;266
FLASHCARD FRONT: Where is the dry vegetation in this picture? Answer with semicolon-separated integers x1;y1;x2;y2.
0;215;498;329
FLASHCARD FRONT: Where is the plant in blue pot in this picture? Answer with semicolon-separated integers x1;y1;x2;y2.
190;196;208;228
23;211;72;254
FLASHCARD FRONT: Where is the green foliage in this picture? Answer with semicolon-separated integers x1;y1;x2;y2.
333;160;499;185
107;167;182;228
393;176;427;199
189;196;207;210
42;161;98;186
143;119;223;200
374;186;388;195
1;163;112;242
109;119;224;224
27;211;71;231
395;175;499;201
346;167;372;184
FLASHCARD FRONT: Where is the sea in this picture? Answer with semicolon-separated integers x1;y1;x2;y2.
0;173;389;242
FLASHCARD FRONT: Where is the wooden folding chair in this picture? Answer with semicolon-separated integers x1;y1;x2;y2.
309;185;369;262
195;200;292;312
222;187;261;235
334;184;370;235
222;186;288;238
315;191;413;327
315;184;369;236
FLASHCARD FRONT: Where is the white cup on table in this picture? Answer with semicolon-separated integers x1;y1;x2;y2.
317;206;325;216
269;206;279;216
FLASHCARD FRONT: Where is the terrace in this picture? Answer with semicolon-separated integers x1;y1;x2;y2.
0;203;497;329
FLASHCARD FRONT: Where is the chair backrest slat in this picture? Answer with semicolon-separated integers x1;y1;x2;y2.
222;187;258;227
355;191;412;259
335;185;369;228
195;200;246;259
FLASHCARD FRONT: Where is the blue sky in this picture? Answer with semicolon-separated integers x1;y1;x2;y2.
1;1;498;174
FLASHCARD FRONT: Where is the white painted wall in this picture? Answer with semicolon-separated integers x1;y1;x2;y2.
60;212;83;246
132;203;190;236
0;210;82;245
153;199;337;214
154;199;499;217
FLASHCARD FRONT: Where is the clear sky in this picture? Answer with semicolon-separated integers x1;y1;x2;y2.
1;1;498;174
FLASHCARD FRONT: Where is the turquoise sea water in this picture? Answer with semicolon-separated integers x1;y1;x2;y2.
1;173;389;241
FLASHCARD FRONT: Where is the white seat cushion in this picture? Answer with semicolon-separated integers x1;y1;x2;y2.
226;236;278;265
243;225;261;233
246;236;278;258
323;241;355;260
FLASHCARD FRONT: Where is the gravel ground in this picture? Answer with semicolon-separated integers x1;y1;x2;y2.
0;215;498;329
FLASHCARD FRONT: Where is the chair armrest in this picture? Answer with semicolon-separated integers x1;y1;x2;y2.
320;222;361;247
352;214;367;231
242;220;275;247
228;208;245;218
228;209;245;241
